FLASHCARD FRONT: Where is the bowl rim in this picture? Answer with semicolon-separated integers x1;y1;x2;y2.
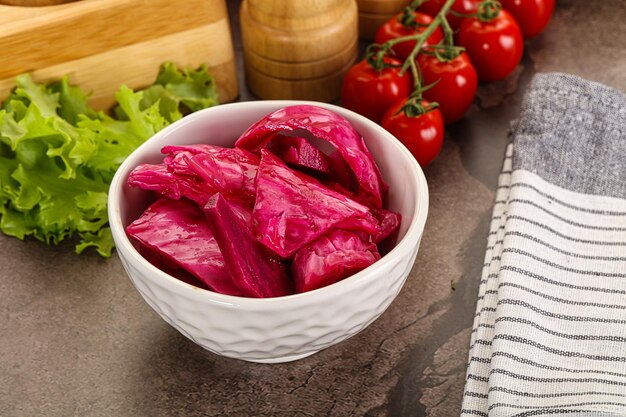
108;100;429;307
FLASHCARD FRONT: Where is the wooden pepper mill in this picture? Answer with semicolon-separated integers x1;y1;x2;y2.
240;0;358;102
357;0;411;40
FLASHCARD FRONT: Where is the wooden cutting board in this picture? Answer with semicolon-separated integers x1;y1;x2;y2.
0;0;239;109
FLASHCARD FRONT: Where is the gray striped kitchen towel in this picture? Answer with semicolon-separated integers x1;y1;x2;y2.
461;73;626;417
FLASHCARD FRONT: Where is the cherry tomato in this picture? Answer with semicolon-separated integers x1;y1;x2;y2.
374;12;444;61
500;0;555;38
341;58;413;124
419;0;481;30
381;100;444;167
457;10;524;81
418;52;477;124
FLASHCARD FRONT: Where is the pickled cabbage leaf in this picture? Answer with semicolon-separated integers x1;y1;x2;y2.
252;149;377;258
127;163;212;207
292;230;381;293
265;134;334;178
127;198;241;296
163;145;259;206
235;105;387;208
204;193;293;298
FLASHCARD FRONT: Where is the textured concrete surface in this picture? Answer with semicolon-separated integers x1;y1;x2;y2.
2;0;626;416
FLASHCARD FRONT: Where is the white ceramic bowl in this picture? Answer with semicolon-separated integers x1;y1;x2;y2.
108;100;429;363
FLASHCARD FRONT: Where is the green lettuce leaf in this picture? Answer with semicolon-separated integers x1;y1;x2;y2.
144;62;220;117
0;62;219;257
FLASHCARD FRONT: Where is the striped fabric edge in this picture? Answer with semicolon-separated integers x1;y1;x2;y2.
461;144;513;415
487;169;626;416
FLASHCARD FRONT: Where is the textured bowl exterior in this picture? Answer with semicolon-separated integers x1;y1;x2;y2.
109;101;428;363
118;241;420;362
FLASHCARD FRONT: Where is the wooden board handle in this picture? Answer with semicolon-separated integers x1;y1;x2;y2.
0;0;227;80
0;20;239;109
0;0;76;5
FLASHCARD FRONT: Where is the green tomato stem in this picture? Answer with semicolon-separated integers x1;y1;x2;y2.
399;0;456;87
476;0;502;21
365;0;457;116
440;10;455;47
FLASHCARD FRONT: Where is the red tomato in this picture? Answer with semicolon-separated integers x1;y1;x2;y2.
374;12;444;61
341;58;413;124
418;52;477;124
500;0;555;38
381;100;444;167
419;0;481;30
457;10;524;82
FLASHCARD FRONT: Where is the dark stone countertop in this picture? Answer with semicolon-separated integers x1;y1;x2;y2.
2;0;626;416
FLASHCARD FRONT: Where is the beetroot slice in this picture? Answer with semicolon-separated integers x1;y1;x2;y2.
292;230;381;293
266;134;334;178
235;105;388;208
126;198;242;296
253;149;377;259
128;163;212;207
204;193;293;298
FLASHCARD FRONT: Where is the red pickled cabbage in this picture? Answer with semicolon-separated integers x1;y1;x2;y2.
253;150;378;258
371;208;401;244
128;145;260;207
126;198;242;296
204;193;293;298
266;134;334;177
186;150;258;206
292;230;381;293
162;145;259;206
235;105;388;208
128;163;212;206
138;245;209;290
161;144;217;174
126;105;403;298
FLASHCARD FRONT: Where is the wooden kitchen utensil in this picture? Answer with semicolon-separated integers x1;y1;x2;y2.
0;0;238;110
240;0;358;102
243;50;358;101
357;0;410;40
242;38;359;81
0;0;75;5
